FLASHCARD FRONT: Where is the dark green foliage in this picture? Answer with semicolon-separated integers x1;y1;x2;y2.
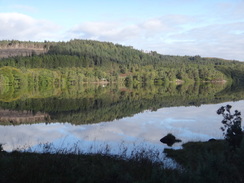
1;82;240;125
217;105;243;149
216;65;244;84
2;39;244;84
165;140;244;183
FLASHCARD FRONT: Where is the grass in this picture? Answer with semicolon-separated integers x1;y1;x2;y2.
165;139;244;183
0;144;180;183
1;139;244;183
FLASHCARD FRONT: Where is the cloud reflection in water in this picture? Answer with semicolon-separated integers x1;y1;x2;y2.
0;100;243;156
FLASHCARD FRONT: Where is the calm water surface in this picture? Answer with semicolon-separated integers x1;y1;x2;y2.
1;83;244;158
1;100;243;156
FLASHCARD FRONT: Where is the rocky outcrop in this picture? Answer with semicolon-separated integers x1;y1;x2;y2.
0;48;46;58
0;41;49;58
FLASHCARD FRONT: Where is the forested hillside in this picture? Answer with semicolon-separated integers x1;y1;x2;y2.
0;39;244;86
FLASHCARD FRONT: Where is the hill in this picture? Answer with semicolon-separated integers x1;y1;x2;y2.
0;39;244;85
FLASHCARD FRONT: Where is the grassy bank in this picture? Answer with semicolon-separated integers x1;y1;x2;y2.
1;139;244;183
0;145;178;183
165;139;244;183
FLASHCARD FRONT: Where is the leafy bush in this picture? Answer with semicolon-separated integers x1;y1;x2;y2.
217;104;243;149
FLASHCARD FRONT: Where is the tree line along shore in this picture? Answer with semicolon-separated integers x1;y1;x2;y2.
0;39;243;87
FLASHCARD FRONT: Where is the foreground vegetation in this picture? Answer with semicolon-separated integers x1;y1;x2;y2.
165;139;244;183
1;139;243;183
0;145;169;183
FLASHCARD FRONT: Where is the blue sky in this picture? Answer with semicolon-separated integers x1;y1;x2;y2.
0;0;243;61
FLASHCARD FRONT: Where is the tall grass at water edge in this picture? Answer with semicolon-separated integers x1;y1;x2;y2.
0;142;180;183
1;139;244;183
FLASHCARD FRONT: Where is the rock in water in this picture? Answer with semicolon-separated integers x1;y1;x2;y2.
160;133;181;147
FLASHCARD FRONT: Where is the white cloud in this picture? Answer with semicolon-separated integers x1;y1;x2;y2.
0;13;61;41
66;14;244;61
156;21;244;60
67;21;141;42
67;14;195;42
141;19;168;32
0;9;243;61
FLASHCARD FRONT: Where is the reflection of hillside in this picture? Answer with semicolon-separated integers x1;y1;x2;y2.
214;84;244;101
0;83;110;102
1;82;240;125
0;109;50;124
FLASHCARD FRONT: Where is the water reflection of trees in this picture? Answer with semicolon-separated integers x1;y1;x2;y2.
0;82;243;125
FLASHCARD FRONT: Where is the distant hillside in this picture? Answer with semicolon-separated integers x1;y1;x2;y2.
0;39;244;85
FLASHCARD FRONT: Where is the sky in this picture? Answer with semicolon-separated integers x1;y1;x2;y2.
0;0;243;61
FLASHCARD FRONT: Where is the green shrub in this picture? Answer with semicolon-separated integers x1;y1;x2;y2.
217;105;243;149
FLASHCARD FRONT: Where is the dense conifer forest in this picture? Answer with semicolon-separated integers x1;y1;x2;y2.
0;39;244;87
